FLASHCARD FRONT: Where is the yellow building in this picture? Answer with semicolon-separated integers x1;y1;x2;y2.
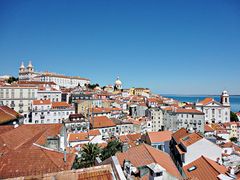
132;88;151;96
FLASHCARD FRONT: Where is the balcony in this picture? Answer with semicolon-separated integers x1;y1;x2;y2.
40;115;45;119
19;109;23;113
10;103;15;108
19;102;24;107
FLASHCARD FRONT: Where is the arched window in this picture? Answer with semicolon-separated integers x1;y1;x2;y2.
225;98;227;103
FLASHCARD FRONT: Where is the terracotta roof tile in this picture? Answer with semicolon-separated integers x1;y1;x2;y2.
205;124;214;132
68;132;89;142
52;102;71;108
119;133;141;147
0;124;75;179
32;99;51;105
198;98;214;106
0;106;21;124
90;116;116;128
180;133;203;147
146;131;172;143
172;128;189;144
88;129;101;136
22;165;114;180
176;108;204;114
116;144;181;178
183;156;227;180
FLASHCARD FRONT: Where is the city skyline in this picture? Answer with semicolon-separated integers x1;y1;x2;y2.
1;0;240;94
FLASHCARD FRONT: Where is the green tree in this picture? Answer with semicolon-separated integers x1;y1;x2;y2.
86;83;100;90
101;140;122;161
230;137;238;143
7;76;18;84
230;111;239;122
78;143;101;168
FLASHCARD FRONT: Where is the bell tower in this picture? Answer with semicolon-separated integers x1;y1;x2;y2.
220;90;230;106
19;62;25;73
27;60;34;72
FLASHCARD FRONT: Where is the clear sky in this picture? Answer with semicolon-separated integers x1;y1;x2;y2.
0;0;240;95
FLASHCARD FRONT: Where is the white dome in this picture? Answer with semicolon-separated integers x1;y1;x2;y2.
27;61;33;68
115;77;122;85
222;90;228;95
20;62;25;69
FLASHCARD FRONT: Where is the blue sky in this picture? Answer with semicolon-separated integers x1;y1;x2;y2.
0;0;240;95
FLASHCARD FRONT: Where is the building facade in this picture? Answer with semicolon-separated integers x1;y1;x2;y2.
195;91;230;124
27;100;74;124
0;84;38;117
18;61;90;88
163;108;205;133
147;107;165;132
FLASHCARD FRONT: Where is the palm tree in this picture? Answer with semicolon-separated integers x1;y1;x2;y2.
101;140;122;160
80;143;101;168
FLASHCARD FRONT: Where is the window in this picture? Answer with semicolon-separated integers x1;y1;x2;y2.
6;89;9;98
11;89;15;98
28;89;31;98
212;109;215;117
155;172;163;177
0;89;3;98
20;89;23;98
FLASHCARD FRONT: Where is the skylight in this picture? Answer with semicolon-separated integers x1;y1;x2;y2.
182;136;190;141
188;166;197;172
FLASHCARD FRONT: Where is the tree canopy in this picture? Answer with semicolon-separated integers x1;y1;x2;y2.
73;143;101;169
101;140;122;161
230;111;239;122
7;76;18;84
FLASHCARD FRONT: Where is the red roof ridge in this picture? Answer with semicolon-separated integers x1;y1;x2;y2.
40;147;63;169
0;106;18;120
144;143;169;159
202;156;227;175
14;128;47;150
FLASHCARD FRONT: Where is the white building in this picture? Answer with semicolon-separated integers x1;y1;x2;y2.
27;100;74;124
18;61;90;88
195;91;230;124
18;61;40;80
67;129;104;148
163;107;205;133
38;73;90;88
90;116;117;139
172;131;222;170
0;84;37;117
37;85;62;102
147;107;164;132
114;76;122;90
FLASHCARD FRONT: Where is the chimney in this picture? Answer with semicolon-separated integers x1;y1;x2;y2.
216;157;222;165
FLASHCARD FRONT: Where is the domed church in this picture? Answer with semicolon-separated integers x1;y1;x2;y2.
114;76;122;91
